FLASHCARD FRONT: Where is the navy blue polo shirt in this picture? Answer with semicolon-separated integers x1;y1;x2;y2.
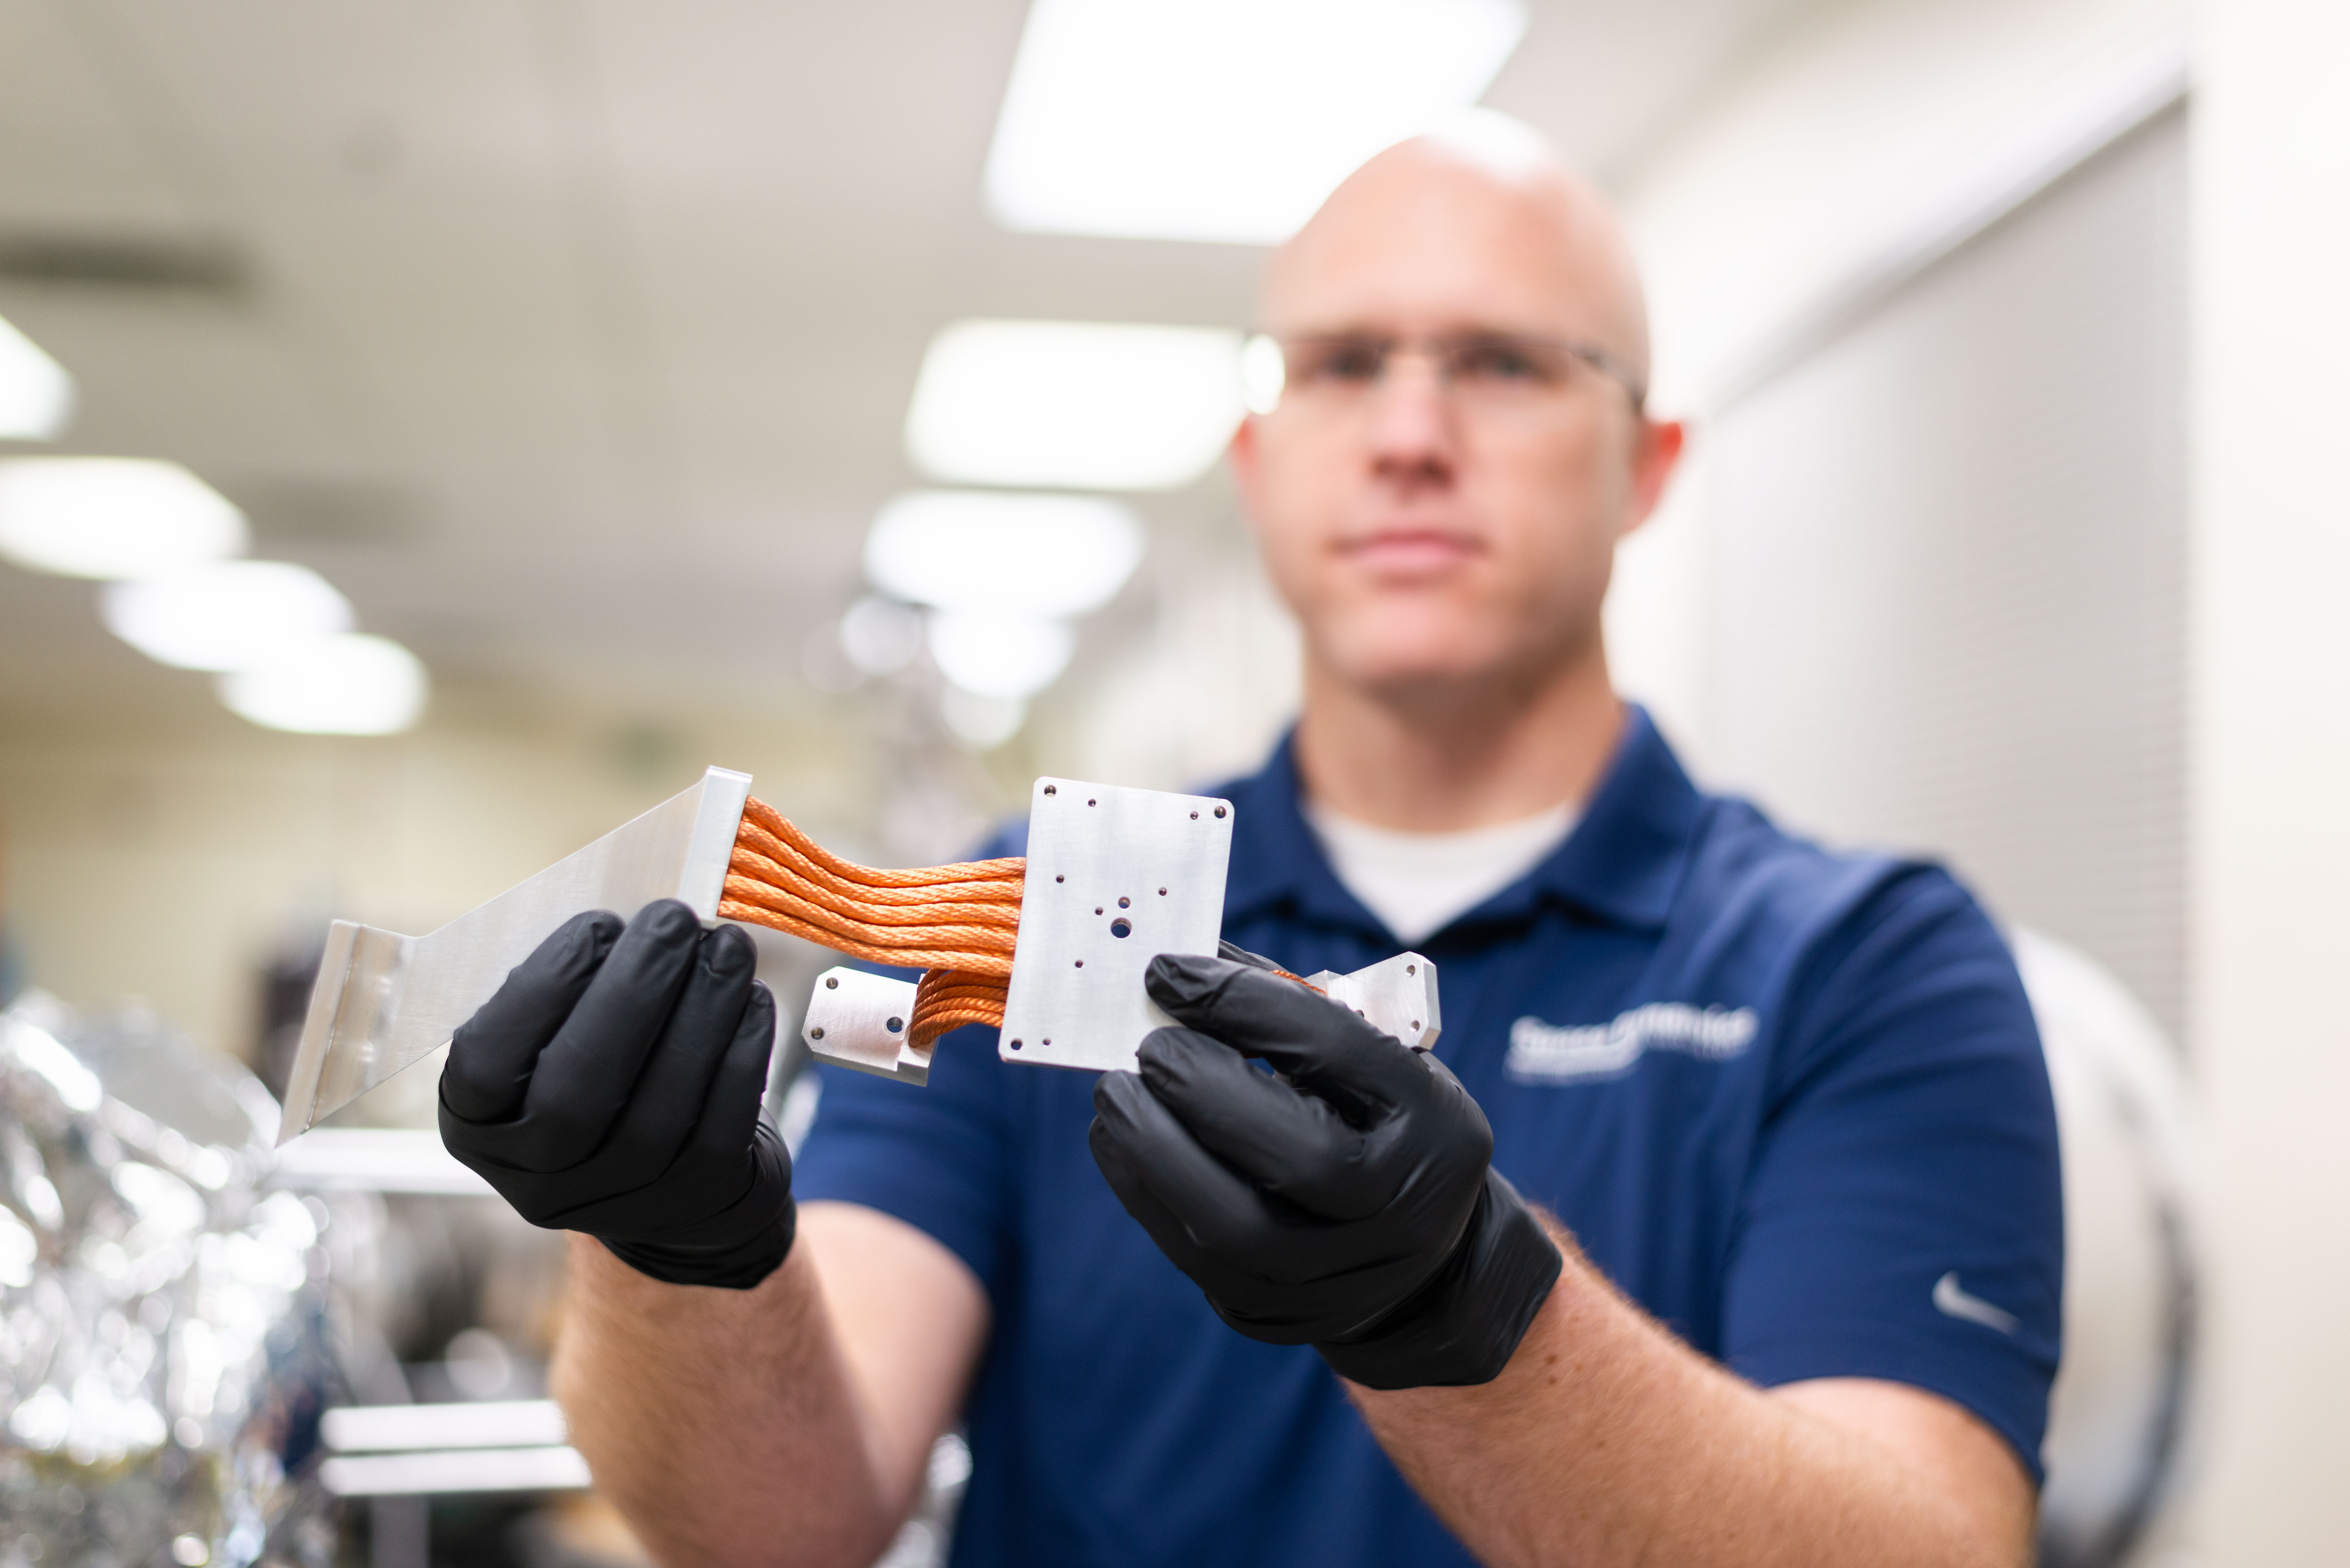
794;707;2063;1568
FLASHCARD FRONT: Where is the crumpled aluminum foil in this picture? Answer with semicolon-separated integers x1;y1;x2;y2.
2;992;350;1568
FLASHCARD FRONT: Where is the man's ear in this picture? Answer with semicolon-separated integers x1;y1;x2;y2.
1619;418;1687;541
1227;415;1266;539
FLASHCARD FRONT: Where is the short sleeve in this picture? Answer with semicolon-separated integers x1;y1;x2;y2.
791;1023;1019;1296
1720;868;2064;1481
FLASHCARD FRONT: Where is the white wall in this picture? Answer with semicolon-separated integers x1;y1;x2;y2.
1607;0;2193;768
1612;0;2350;1559
2186;0;2350;1557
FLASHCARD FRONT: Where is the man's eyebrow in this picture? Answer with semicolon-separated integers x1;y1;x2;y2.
1258;320;1604;343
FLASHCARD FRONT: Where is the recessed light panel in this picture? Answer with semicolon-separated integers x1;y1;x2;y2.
928;611;1076;701
984;0;1528;245
0;316;73;440
906;320;1244;491
0;458;245;579
101;561;354;671
864;490;1142;618
219;633;428;735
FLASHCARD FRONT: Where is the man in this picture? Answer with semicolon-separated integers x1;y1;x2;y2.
440;124;2061;1567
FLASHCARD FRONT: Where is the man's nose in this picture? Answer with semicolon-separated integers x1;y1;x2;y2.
1367;355;1460;489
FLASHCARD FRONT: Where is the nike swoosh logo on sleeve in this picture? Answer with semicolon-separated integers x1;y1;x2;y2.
1932;1271;2019;1334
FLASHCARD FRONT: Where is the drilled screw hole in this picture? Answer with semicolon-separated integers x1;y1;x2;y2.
1043;784;1057;795
1411;1020;1421;1031
1406;964;1417;976
1088;798;1097;806
1190;811;1199;820
1118;896;1130;908
1158;886;1167;896
1074;959;1084;968
825;976;839;989
1214;806;1226;818
1111;918;1132;939
809;1026;825;1040
1009;1038;1023;1051
1056;874;1065;883
1095;907;1103;915
886;1016;903;1034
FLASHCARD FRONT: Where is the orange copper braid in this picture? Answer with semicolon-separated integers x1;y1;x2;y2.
718;797;1022;1047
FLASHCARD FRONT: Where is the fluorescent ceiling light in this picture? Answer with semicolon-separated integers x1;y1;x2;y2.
929;611;1076;700
101;561;354;671
865;490;1142;617
0;459;246;579
218;633;428;736
985;0;1528;245
0;316;73;440
838;594;926;676
907;320;1244;491
940;687;1028;750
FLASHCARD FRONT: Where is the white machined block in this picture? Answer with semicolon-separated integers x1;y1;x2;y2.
1000;777;1234;1073
803;966;932;1083
1304;952;1442;1051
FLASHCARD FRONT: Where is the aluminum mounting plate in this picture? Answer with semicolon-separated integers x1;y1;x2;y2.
277;765;753;1144
999;777;1233;1073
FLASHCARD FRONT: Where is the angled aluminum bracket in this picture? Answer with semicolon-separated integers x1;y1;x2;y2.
1303;951;1442;1052
277;766;752;1144
801;967;932;1085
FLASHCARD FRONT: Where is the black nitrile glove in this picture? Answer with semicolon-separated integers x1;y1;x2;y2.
438;900;794;1290
1090;952;1561;1389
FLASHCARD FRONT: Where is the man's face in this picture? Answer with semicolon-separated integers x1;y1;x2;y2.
1231;155;1672;706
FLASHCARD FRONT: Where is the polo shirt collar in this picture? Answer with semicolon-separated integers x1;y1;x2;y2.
1221;704;1703;938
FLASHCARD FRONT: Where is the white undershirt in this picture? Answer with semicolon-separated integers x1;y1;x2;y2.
1303;798;1581;946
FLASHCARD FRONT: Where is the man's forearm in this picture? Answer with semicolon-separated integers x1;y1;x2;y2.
1347;1225;2034;1568
552;1236;902;1568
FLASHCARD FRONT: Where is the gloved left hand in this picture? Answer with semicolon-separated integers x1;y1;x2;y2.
1089;952;1562;1390
438;901;794;1291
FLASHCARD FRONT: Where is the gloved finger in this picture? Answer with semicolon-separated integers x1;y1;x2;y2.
443;910;625;1124
1216;939;1283;972
1092;1071;1379;1285
542;979;778;1235
1145;954;1431;1114
1088;1105;1221;1275
1090;1070;1269;1258
685;979;780;1177
1134;1028;1401;1220
506;900;704;1169
1089;1112;1329;1346
586;924;760;1186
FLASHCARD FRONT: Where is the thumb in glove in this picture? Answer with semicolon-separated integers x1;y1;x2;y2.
1090;953;1559;1388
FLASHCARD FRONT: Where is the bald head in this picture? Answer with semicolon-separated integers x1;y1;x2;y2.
1262;123;1651;387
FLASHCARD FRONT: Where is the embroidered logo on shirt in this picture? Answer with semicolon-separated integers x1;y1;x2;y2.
1931;1271;2019;1334
1504;1003;1758;1082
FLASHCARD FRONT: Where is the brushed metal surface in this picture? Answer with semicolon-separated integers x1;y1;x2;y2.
277;765;754;1143
1302;951;1442;1051
1000;777;1233;1074
802;966;931;1084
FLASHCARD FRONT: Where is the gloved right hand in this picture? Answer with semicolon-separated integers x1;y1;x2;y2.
438;900;795;1290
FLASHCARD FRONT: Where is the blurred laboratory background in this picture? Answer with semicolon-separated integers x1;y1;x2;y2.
1;0;2344;1564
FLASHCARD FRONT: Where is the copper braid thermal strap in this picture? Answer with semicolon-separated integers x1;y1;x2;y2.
719;798;1322;1053
718;797;1020;1046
